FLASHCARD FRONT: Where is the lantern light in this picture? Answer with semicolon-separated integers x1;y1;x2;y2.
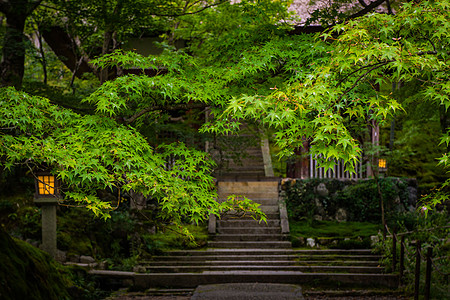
34;172;60;200
378;158;387;172
33;170;61;259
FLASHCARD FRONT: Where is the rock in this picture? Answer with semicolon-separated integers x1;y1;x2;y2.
335;208;348;222
296;237;306;247
313;214;323;221
129;189;147;210
306;238;316;248
314;198;325;216
147;226;156;235
316;183;329;197
68;254;80;263
98;260;109;270
317;238;332;246
133;265;146;273
407;186;418;207
80;255;95;264
370;235;379;247
55;250;66;262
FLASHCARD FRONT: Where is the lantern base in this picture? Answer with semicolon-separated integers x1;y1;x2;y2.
34;197;58;204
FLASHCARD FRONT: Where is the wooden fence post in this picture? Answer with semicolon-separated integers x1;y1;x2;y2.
392;233;397;272
414;240;421;300
399;235;405;284
425;247;432;300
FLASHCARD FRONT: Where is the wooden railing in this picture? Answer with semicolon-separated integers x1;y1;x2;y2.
309;155;366;179
387;225;450;300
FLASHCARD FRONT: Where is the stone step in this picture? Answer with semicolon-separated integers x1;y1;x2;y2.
218;193;279;201
148;255;297;262
145;260;296;266
218;182;279;193
218;205;278;214
142;265;384;274
219;169;265;175
163;249;378;257
217;227;282;234
143;260;380;267
217;219;280;227
208;241;292;249
293;249;375;255
164;249;293;256
258;205;279;213
212;234;285;242
295;260;381;266
226;160;265;167
216;176;280;182
219;212;279;220
296;255;381;261
90;270;399;289
218;199;279;206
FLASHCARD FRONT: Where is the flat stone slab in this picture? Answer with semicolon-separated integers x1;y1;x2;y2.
191;283;304;300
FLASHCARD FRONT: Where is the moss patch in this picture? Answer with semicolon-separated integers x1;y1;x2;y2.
0;227;72;300
290;220;380;239
144;223;209;251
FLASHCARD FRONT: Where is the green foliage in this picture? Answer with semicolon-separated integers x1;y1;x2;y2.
219;194;267;223
283;178;414;223
1;87;261;228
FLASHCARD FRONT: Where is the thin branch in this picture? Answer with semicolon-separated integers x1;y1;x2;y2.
124;102;208;124
337;61;389;87
386;0;393;15
348;0;387;20
358;0;368;8
417;50;437;56
338;61;391;101
151;0;228;17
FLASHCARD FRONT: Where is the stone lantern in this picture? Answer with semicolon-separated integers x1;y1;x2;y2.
34;171;60;259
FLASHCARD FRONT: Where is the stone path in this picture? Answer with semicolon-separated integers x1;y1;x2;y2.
106;287;409;300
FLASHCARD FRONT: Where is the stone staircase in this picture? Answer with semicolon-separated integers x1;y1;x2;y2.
208;180;291;249
100;180;398;290
140;249;384;274
89;156;399;291
92;248;397;289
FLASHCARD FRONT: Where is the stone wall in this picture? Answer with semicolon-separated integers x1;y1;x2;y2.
280;177;418;223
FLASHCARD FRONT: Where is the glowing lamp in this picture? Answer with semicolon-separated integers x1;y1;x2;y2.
378;158;387;172
34;172;60;202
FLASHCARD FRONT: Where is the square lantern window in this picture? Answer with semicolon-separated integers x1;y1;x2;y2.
378;158;387;172
34;172;60;202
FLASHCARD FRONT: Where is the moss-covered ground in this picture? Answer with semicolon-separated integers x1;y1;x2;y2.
0;227;72;300
289;219;380;239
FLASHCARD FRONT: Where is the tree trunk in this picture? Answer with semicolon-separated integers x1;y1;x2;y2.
42;26;94;78
0;12;27;88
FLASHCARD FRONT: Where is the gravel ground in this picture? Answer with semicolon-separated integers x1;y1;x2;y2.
107;293;409;299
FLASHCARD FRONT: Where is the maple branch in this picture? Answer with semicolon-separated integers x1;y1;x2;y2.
338;61;391;101
151;0;228;17
124;102;208;124
337;61;389;87
348;0;387;20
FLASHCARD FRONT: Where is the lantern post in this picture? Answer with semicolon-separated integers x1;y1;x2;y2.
34;172;60;259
